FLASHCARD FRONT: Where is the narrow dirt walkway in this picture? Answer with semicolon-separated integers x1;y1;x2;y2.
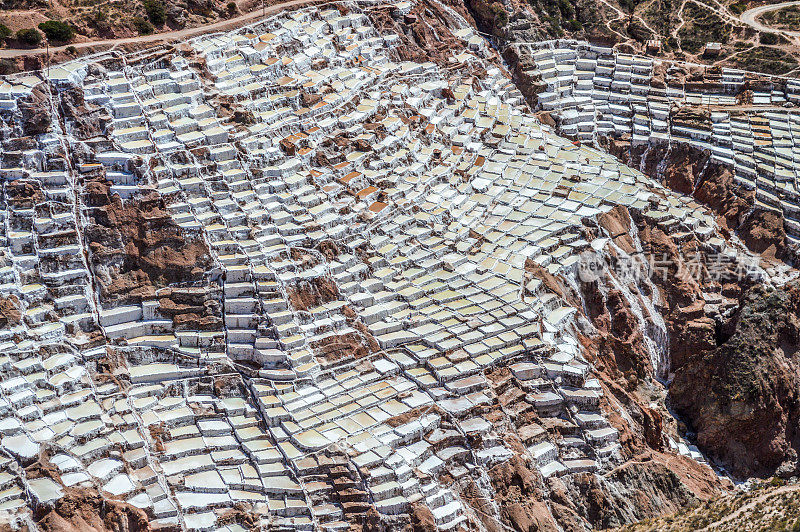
699;485;800;531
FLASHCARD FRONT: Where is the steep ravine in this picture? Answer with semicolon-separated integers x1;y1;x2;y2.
604;137;800;481
439;9;763;526
670;284;800;479
477;200;734;530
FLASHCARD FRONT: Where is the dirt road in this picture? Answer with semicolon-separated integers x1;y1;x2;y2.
740;0;800;37
0;0;322;59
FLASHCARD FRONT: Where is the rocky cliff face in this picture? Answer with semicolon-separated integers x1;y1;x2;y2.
613;140;792;262
83;175;212;305
565;203;735;528
79;167;222;336
606;136;800;482
670;284;800;479
551;456;721;529
464;197;737;530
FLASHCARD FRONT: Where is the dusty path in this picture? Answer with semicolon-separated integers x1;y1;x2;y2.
698;484;800;530
0;0;322;58
740;0;800;36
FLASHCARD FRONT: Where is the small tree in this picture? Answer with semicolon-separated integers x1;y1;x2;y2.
38;20;75;42
567;19;583;31
0;24;11;40
760;32;780;45
132;16;154;35
0;58;17;75
227;1;238;15
489;3;508;27
16;28;42;46
142;0;166;26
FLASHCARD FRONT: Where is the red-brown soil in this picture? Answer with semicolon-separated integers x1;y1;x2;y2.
670;283;800;479
310;331;371;363
286;277;339;311
0;295;22;328
36;487;151;532
82;174;212;305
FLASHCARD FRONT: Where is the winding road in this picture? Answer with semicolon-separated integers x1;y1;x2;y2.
0;0;322;59
3;0;798;61
740;0;800;37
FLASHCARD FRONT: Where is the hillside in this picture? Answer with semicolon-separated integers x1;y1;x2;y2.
2;0;800;77
467;0;800;76
0;0;800;531
0;0;251;52
617;481;800;531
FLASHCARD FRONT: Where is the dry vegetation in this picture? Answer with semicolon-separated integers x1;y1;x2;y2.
616;480;800;532
471;0;800;77
761;5;800;32
0;0;248;45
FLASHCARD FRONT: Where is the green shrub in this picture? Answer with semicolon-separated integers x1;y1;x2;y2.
760;32;780;45
65;45;77;54
677;2;733;53
132;16;154;35
729;1;747;15
566;19;582;31
16;28;42;46
557;0;574;18
142;0;166;25
0;24;11;40
0;58;17;74
38;20;74;42
733;45;798;75
227;1;238;14
490;2;508;27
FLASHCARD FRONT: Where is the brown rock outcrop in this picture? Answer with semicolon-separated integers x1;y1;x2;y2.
286;277;339;311
83;175;212;305
485;456;560;532
635;219;718;371
670;283;800;479
615;140;791;262
409;503;436;532
36;487;151;532
584;283;654;381
0;295;22;328
158;286;221;331
59;85;110;140
6;179;46;209
17;86;52;137
738;206;788;260
551;455;723;529
366;0;494;74
502;46;546;105
310;331;372;363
